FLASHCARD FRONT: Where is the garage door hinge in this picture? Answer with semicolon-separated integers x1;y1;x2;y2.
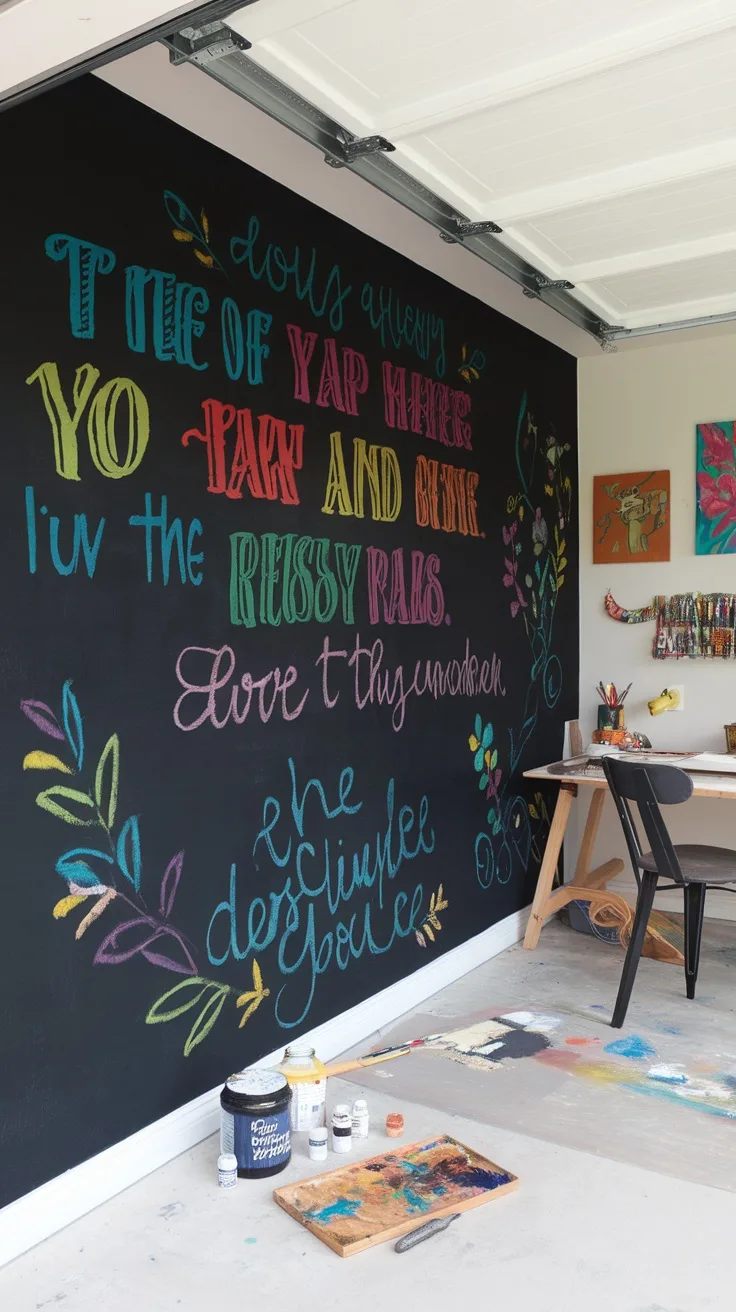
324;133;396;168
522;274;576;298
439;219;503;242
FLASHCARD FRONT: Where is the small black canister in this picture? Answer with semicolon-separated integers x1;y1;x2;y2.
220;1070;292;1179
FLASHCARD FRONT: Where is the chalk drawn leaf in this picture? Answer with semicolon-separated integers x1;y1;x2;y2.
479;773;488;790
163;190;202;241
415;931;426;947
146;977;212;1025
62;680;84;770
184;985;230;1055
53;894;86;919
235;958;270;1028
117;815;142;892
94;734;120;830
481;723;493;749
160;851;184;918
20;699;65;741
37;785;96;826
201;210;210;242
194;249;214;268
468;734;480;752
490;749;498;770
23;750;73;774
141;929;197;976
474;747;485;772
94;918;160;966
56;846;114;886
75;888;116;940
172;229;194;242
423;922;435;943
474;713;483;740
529;804;539;819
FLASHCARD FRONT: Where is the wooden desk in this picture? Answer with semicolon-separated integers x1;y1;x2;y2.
522;761;736;949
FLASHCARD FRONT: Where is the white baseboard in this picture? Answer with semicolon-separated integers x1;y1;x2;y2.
0;904;527;1270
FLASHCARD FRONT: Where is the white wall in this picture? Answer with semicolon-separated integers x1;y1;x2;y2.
575;330;736;916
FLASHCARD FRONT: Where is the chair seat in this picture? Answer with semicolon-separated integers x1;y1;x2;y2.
639;844;736;883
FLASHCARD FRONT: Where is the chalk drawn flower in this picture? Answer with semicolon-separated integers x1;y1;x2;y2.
469;715;502;799
532;508;548;555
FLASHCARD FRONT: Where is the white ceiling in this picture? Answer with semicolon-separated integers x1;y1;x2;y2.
0;0;204;99
226;0;736;333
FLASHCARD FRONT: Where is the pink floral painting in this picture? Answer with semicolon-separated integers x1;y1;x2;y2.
696;421;736;554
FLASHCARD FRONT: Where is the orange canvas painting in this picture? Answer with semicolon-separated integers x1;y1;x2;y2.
593;471;670;564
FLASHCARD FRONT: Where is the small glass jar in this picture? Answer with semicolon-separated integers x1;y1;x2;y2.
279;1042;327;1132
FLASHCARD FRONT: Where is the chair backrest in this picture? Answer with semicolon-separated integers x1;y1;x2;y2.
602;756;693;885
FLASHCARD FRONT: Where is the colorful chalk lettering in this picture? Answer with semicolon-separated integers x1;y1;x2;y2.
182;398;304;505
286;324;369;415
366;547;445;625
415;455;481;535
229;533;361;627
26;362;150;481
382;362;472;449
321;432;401;522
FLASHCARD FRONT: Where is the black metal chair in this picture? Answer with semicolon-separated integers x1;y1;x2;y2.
602;755;736;1028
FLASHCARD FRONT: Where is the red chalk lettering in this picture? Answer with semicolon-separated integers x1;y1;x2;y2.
182;399;303;506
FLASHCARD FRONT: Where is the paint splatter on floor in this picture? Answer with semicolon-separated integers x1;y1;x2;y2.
648;1064;687;1085
244;1237;257;1245
566;1037;601;1047
604;1035;656;1061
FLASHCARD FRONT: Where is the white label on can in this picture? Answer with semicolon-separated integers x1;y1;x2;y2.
290;1078;326;1131
220;1110;235;1155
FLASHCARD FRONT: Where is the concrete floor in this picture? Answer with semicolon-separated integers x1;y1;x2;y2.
349;917;736;1191
4;920;736;1311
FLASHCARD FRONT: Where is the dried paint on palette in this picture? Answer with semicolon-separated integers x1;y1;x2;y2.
275;1137;518;1256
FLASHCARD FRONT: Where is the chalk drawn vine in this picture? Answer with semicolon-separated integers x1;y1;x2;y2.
472;393;571;890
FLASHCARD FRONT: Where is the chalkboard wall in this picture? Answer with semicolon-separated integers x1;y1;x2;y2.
0;76;578;1207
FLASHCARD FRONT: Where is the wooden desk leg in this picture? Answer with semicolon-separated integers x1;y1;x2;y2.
523;784;575;950
571;788;606;887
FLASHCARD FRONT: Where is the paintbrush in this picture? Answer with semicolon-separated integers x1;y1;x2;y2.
322;1046;414;1078
323;1015;539;1077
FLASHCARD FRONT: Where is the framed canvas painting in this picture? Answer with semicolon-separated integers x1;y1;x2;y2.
696;421;736;555
593;471;670;563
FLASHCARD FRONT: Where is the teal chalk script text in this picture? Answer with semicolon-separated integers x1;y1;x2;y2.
206;760;434;1027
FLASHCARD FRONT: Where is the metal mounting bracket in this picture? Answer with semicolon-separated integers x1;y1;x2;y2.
596;325;629;353
439;219;503;243
522;274;576;299
325;133;396;168
168;22;251;66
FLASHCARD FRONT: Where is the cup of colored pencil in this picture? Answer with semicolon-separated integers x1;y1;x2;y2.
596;682;630;730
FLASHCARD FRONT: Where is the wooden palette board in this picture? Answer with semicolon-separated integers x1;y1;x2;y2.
274;1134;518;1257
